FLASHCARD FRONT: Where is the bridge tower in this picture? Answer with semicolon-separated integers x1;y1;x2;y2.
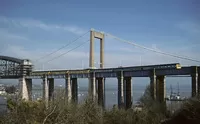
19;59;33;100
89;28;105;69
88;29;105;105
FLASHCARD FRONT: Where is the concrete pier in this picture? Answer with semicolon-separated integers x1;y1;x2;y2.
19;77;32;100
48;78;54;101
123;78;126;108
43;75;49;105
88;72;96;100
118;72;124;109
96;79;98;96
71;78;78;104
192;74;198;97
150;69;156;100
191;66;198;97
124;77;132;109
156;76;166;103
198;68;200;96
65;75;72;102
26;79;32;101
97;77;105;108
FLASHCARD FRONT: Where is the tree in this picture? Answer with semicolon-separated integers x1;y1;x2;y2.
5;85;16;94
140;85;168;116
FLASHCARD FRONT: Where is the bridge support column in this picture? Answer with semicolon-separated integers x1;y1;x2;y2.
191;66;198;97
118;73;124;109
65;75;72;103
100;34;104;69
198;67;200;96
96;79;98;97
43;75;49;106
88;72;96;101
124;77;132;109
150;69;156;100
72;78;78;104
97;77;105;108
156;76;166;103
26;79;32;101
48;78;54;101
19;77;32;101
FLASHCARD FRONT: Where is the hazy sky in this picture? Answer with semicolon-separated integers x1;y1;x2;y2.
0;0;199;71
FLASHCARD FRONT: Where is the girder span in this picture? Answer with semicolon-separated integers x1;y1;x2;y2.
0;56;23;64
0;56;33;79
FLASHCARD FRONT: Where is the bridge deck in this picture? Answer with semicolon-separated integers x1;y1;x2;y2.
26;63;198;79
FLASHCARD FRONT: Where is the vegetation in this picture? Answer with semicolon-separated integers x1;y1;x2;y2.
162;97;200;124
5;85;16;94
140;85;168;115
0;86;199;124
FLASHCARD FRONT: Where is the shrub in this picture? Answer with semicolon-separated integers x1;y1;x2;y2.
163;97;200;124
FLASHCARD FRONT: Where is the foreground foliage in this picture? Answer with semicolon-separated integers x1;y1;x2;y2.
0;86;199;124
163;97;200;124
1;99;165;124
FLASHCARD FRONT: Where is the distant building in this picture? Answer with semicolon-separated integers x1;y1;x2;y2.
0;85;6;95
0;90;6;95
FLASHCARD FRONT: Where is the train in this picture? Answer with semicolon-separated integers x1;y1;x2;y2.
92;63;181;72
30;63;181;76
116;63;181;71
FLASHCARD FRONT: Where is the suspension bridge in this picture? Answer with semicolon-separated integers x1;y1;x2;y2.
0;29;200;109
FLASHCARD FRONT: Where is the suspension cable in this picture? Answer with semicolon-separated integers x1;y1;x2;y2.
34;30;90;62
105;32;200;63
45;40;89;64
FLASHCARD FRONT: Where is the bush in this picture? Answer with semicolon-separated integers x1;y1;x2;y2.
140;85;168;116
163;97;200;124
5;85;16;94
1;97;103;124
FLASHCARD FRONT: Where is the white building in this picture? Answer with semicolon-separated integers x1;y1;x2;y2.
0;90;6;95
0;85;6;95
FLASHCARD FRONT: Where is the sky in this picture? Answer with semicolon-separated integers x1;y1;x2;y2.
0;0;200;71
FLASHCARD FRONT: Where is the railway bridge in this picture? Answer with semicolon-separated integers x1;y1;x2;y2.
0;56;199;109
